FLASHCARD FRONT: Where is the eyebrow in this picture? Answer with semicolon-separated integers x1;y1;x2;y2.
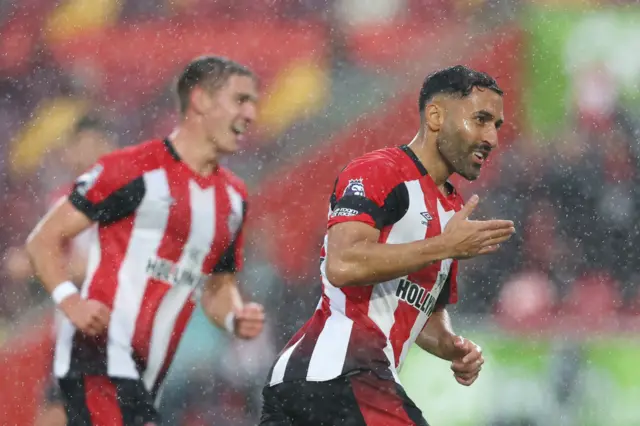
237;92;258;102
475;110;504;129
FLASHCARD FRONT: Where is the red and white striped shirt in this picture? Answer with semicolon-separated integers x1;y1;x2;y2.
54;139;247;396
268;145;463;386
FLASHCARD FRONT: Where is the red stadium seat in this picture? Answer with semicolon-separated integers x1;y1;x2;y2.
560;271;622;331
494;271;558;333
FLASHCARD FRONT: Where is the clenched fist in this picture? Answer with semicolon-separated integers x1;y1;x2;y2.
59;294;110;336
447;336;484;386
232;302;265;339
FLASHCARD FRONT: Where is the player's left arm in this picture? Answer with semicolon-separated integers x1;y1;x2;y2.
415;265;484;386
416;305;484;386
415;304;457;360
200;195;264;339
200;272;264;339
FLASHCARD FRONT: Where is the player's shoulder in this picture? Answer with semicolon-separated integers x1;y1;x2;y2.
95;139;168;175
99;139;165;166
76;139;168;193
218;166;248;198
340;146;412;183
348;146;406;165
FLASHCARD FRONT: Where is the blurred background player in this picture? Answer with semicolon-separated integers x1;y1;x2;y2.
2;115;116;313
25;56;265;426
261;66;515;425
45;115;117;283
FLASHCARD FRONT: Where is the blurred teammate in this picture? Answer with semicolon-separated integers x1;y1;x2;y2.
261;65;515;425
26;56;265;426
3;117;115;303
50;115;117;281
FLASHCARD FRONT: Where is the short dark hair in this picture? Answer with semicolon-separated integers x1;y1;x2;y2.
73;114;111;135
418;65;503;116
176;56;255;114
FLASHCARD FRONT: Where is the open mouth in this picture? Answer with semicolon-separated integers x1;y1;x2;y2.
231;123;246;138
472;150;487;165
471;144;492;165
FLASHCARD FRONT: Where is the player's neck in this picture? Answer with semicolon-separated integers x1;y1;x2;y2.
168;125;219;176
408;132;451;187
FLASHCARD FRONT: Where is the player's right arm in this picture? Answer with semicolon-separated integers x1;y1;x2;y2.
26;156;143;335
26;199;110;336
324;160;515;288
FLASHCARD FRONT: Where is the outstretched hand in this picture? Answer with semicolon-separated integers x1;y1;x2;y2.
442;195;515;259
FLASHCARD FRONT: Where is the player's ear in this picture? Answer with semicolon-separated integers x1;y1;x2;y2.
190;85;209;115
425;103;444;132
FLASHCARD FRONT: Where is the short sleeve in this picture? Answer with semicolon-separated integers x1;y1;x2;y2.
213;200;247;274
327;158;409;230
68;154;145;224
436;260;459;306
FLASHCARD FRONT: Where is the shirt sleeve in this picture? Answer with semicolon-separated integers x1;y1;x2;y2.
327;158;408;230
212;200;247;274
68;155;146;225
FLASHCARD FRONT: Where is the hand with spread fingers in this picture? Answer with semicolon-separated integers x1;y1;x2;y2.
441;194;516;259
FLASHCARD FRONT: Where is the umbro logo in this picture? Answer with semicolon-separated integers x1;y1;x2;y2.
420;212;433;226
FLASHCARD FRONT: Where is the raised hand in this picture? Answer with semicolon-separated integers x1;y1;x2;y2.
441;195;515;259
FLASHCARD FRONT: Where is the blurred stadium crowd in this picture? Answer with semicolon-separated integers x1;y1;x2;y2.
1;0;640;425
